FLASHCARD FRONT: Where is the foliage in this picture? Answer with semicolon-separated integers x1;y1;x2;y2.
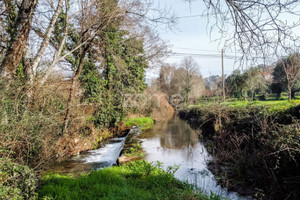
0;158;37;200
123;117;154;130
225;67;267;100
79;59;102;102
38;160;204;200
51;5;149;129
78;24;148;128
123;142;144;158
0;80;62;168
225;70;245;98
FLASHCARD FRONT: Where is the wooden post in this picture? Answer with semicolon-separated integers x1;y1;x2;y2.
222;49;225;101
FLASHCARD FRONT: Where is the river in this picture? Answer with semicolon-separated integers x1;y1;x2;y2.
47;117;252;199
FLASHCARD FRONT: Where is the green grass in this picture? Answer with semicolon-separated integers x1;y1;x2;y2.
189;99;300;114
221;99;300;112
123;117;154;130
38;161;215;200
123;142;144;158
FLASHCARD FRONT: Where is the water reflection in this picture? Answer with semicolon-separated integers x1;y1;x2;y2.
160;117;199;149
140;117;252;200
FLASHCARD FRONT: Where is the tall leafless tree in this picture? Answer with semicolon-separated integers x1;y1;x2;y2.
180;56;200;103
186;0;300;64
280;54;300;100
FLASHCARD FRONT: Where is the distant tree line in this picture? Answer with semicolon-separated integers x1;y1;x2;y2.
223;54;300;100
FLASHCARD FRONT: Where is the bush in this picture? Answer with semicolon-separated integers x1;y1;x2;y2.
0;81;62;168
0;158;37;200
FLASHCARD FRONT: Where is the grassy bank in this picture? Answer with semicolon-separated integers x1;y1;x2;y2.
179;100;300;199
38;161;213;200
123;117;154;130
191;99;300;113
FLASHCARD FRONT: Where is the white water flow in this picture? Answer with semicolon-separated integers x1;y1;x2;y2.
140;117;253;200
48;137;127;174
80;137;126;167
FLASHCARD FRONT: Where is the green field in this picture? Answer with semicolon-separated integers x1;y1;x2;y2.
189;99;300;114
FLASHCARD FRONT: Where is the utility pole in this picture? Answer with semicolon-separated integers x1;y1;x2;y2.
222;49;225;102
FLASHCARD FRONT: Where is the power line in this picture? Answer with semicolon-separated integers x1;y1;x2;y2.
172;47;221;53
172;46;241;54
168;52;267;60
169;52;237;59
177;14;205;19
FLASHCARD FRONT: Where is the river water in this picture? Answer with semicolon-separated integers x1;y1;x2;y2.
139;117;251;200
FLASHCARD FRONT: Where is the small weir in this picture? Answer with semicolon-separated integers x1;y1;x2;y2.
80;137;126;168
46;128;139;174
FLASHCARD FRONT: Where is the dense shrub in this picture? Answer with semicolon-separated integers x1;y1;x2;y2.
0;158;37;200
179;102;300;199
0;81;63;168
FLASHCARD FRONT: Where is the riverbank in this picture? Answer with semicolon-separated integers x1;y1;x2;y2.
38;160;212;200
178;100;300;199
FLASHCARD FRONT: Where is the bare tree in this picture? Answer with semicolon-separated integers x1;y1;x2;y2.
179;56;199;103
31;0;64;78
159;64;174;93
157;57;205;104
186;0;300;63
280;54;300;100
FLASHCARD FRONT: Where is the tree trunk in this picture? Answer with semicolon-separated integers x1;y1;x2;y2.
291;91;295;99
39;12;69;86
288;85;292;100
62;46;89;134
23;41;33;84
31;0;64;77
0;0;38;78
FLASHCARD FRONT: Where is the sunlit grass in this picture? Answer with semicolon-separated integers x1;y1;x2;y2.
38;161;215;200
123;117;154;130
221;99;300;112
189;99;300;114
